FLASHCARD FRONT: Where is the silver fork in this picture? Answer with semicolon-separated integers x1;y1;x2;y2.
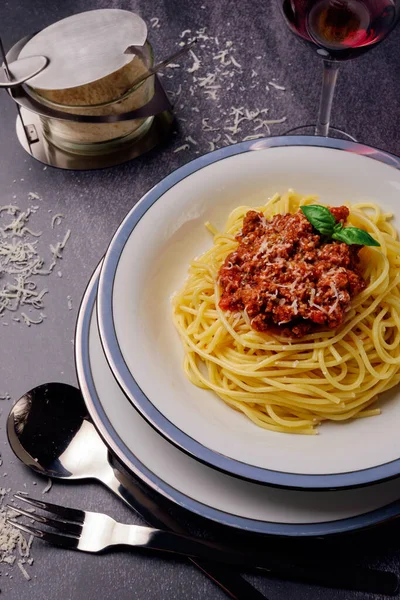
7;495;400;597
8;494;272;569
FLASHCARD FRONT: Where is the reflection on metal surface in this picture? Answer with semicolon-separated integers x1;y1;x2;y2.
18;10;148;91
283;124;357;142
16;107;174;170
7;383;96;479
0;55;48;88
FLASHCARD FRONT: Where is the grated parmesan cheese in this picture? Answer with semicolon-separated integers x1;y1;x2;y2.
174;144;190;153
0;197;70;324
230;56;242;69
159;24;289;155
328;282;339;315
17;560;31;581
0;485;37;581
225;134;237;145
187;49;201;73
51;213;64;229
201;118;219;132
243;134;265;141
290;298;298;315
20;313;44;327
213;49;230;65
268;81;286;91
204;89;219;100
42;479;52;494
308;287;330;315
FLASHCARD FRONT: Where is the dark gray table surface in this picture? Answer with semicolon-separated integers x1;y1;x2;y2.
0;1;400;598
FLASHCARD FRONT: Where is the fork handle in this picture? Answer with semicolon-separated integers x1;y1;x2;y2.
109;523;398;596
99;461;268;600
99;463;398;596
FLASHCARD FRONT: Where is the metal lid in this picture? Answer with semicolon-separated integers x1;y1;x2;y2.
18;9;147;91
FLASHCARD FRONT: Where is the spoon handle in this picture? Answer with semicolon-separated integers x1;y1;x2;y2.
123;40;197;90
97;456;267;600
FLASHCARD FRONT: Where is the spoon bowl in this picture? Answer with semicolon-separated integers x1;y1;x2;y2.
7;382;110;481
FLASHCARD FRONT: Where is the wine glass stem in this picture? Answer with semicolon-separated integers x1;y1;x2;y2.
315;60;340;137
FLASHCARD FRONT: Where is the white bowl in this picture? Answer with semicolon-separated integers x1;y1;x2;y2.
78;264;400;536
97;136;400;489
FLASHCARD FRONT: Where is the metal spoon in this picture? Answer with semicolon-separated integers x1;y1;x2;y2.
7;382;267;600
123;40;197;90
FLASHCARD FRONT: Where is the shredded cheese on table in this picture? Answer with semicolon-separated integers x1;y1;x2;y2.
0;486;36;582
0;195;71;324
161;24;289;155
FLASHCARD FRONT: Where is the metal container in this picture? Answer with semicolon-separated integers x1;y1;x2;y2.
28;43;155;155
18;10;157;155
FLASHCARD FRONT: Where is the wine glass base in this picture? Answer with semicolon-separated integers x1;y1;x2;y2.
284;124;357;142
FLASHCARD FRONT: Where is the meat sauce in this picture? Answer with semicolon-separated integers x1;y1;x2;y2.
218;206;366;337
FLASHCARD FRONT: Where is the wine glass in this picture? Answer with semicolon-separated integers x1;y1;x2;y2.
276;0;400;138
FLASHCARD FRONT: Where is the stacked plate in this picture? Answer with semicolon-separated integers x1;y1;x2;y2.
75;135;400;537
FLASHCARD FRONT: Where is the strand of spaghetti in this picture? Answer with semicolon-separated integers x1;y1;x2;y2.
220;396;317;434
265;405;314;429
373;308;400;365
349;331;394;380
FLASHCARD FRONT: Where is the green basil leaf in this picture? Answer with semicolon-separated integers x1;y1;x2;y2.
300;205;336;236
332;226;380;247
333;222;343;234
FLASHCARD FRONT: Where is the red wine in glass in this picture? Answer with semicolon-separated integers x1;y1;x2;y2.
282;0;397;59
277;0;400;137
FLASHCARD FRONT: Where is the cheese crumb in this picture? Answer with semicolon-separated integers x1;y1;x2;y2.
174;144;190;153
268;81;286;91
187;50;201;73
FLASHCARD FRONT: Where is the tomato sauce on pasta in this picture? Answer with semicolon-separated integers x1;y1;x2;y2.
218;207;365;337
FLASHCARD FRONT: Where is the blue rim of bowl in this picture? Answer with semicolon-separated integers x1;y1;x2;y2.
77;262;400;536
97;135;400;490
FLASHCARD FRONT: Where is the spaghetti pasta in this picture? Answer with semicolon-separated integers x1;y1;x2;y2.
172;190;400;434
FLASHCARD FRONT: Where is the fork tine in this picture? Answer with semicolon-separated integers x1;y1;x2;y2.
7;518;45;540
14;494;85;524
7;519;79;550
8;504;49;522
8;505;82;537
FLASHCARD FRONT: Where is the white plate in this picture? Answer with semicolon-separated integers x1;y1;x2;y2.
97;137;400;488
77;263;400;536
